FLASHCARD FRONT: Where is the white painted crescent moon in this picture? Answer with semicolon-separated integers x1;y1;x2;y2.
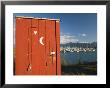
39;37;44;45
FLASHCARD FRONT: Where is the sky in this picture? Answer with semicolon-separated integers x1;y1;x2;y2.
14;13;97;44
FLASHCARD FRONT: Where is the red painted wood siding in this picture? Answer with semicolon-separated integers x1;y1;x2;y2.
15;17;61;75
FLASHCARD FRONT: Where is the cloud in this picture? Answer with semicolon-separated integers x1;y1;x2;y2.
79;33;86;37
82;34;86;37
60;33;79;44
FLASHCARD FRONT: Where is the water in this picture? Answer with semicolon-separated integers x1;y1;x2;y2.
60;51;97;65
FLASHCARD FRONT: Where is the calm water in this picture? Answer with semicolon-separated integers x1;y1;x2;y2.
60;51;97;65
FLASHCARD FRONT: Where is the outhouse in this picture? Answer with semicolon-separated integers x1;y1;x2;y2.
15;16;61;75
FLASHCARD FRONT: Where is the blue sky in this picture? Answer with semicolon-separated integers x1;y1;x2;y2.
14;13;97;44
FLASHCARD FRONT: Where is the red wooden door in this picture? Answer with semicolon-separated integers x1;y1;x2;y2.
15;17;61;75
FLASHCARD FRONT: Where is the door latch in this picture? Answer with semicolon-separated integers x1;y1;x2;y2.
50;52;55;55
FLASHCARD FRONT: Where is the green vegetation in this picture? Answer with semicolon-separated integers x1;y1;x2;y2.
61;58;69;66
61;58;97;75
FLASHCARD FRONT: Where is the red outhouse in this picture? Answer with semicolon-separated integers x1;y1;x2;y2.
15;16;61;75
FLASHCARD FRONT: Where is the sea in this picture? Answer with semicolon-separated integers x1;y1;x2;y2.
60;50;97;65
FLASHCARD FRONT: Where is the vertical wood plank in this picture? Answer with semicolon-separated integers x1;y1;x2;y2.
15;18;31;75
56;20;61;75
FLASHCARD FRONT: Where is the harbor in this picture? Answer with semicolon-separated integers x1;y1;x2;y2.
60;43;97;75
60;47;96;53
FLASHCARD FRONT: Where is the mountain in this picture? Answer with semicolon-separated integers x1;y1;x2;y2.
60;42;97;48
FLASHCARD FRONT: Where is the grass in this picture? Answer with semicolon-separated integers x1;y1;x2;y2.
61;61;97;75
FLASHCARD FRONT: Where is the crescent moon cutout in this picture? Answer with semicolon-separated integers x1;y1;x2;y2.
39;37;44;45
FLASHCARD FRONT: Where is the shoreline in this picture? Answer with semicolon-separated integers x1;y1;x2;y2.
61;61;97;75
